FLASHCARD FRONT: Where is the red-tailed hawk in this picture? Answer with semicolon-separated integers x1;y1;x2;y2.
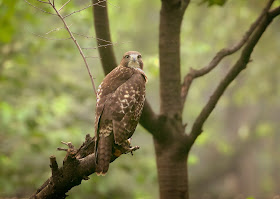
95;51;147;175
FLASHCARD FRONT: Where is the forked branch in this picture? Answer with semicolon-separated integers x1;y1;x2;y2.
181;0;275;106
186;2;280;149
24;0;56;15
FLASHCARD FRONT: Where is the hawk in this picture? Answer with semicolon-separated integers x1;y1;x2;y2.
94;51;147;175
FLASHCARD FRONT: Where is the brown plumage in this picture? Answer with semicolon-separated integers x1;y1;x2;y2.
95;51;147;175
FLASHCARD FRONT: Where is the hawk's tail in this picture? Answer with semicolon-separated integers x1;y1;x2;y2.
96;134;113;176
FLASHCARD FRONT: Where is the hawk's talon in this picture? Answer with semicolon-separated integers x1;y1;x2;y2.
124;146;140;155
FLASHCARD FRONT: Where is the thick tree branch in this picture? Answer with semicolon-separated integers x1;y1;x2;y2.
30;135;138;199
186;3;280;149
181;0;275;106
92;0;160;136
139;101;160;138
269;5;280;17
92;0;117;75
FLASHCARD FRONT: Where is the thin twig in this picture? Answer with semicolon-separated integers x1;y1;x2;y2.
25;0;56;15
82;40;131;49
48;0;97;95
59;0;71;11
63;0;107;18
181;0;275;107
82;43;117;50
95;3;106;8
27;29;71;40
106;0;120;8
36;0;50;4
45;24;72;34
72;32;112;43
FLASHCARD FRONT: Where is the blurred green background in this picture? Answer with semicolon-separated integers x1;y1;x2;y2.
0;0;279;198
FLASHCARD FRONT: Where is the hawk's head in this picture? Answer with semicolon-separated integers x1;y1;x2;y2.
120;51;143;70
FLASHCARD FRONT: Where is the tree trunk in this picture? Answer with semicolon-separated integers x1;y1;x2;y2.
156;1;189;198
154;137;189;199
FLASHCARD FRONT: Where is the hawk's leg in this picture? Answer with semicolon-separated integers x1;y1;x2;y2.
112;139;140;159
120;139;140;155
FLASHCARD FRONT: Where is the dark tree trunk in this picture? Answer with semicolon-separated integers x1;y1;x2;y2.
154;135;189;199
156;1;190;199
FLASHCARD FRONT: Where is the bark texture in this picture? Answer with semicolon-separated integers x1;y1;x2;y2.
155;1;190;198
92;0;117;74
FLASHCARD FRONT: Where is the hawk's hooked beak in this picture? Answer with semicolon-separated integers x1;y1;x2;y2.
128;54;140;68
131;54;137;62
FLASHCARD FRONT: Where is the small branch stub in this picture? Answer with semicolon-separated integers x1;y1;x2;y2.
50;156;59;177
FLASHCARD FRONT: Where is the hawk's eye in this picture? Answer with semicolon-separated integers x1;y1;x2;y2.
137;55;142;59
124;55;130;59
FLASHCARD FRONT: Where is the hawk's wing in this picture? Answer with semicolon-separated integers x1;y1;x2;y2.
108;73;146;145
95;66;134;139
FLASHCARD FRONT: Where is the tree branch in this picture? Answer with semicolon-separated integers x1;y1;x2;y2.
181;0;275;107
58;0;70;11
30;135;138;199
186;1;280;149
92;0;117;75
139;101;160;138
269;5;280;17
